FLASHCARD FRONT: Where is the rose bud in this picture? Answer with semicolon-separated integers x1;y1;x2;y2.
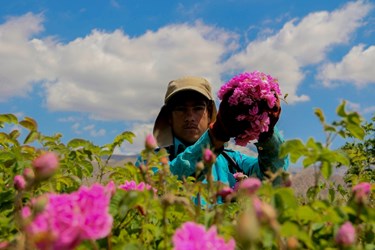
32;152;59;180
145;134;157;150
14;175;26;191
335;221;356;246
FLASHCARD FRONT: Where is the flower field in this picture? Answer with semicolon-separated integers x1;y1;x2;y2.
0;101;374;250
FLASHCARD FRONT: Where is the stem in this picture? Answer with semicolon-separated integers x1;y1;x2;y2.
89;239;99;250
96;155;104;182
107;232;113;250
162;206;168;250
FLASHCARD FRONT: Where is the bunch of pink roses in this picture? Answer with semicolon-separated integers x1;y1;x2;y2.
218;71;281;146
22;183;113;250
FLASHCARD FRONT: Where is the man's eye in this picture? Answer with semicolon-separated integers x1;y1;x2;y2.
174;107;186;112
193;106;206;111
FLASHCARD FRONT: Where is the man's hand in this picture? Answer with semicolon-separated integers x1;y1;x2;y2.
209;91;250;142
210;90;282;143
258;96;281;142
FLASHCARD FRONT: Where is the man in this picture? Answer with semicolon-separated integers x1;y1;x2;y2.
151;76;289;189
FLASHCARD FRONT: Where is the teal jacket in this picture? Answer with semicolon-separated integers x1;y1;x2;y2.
137;127;289;189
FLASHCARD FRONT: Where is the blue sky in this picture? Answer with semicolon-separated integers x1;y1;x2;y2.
0;0;374;157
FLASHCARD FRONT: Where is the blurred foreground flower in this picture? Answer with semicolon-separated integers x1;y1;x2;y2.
13;175;26;191
335;221;356;247
32;152;59;180
172;222;235;250
22;183;113;250
145;134;157;150
119;180;157;194
216;186;234;201
252;197;277;226
218;71;281;146
235;177;261;194
352;182;371;204
0;241;9;250
203;148;216;165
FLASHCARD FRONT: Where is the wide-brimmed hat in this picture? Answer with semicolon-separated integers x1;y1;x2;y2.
153;76;217;147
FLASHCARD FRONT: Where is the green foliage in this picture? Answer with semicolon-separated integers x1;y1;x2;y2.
0;101;374;249
339;114;375;185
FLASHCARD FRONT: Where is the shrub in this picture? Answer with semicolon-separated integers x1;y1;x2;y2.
0;101;374;249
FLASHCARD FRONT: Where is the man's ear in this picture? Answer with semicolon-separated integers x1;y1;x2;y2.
208;101;214;121
168;113;172;125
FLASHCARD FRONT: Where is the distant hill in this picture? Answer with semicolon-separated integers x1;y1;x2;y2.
289;166;348;198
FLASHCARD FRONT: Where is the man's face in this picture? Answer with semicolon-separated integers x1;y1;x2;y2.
169;93;211;145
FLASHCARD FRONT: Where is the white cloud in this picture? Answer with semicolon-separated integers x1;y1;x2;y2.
0;0;372;125
363;106;375;115
82;124;106;137
345;100;375;117
317;44;375;87
42;22;236;122
58;116;81;122
0;13;46;100
223;0;372;103
115;122;154;155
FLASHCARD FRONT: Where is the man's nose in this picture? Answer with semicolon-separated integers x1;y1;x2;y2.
184;107;195;120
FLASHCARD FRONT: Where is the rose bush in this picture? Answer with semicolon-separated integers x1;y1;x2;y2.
0;100;374;249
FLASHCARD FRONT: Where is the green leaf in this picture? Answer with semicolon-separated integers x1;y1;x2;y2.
24;131;40;144
273;188;298;211
306;137;321;150
336;101;347;117
346;122;365;140
0;132;9;141
280;221;314;249
19;117;38;131
0;113;18;124
106;131;135;152
9;130;21;140
20;145;36;155
80;160;94;176
320;161;332;179
302;156;318;168
280;139;306;163
331;150;350;166
0;151;15;162
328;187;335;203
314;108;325;123
296;206;318;223
323;124;336;133
67;138;93;149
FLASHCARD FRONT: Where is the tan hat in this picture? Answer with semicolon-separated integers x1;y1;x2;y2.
153;76;217;147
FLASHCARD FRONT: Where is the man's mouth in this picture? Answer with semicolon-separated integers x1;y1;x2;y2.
184;125;198;130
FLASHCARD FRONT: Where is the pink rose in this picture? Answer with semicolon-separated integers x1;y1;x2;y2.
252;196;277;224
235;177;261;194
22;168;35;182
352;182;371;203
145;134;157;150
0;241;10;250
216;186;234;201
203;148;216;165
32;152;59;180
233;172;247;181
172;222;235;250
335;221;356;246
13;175;26;191
119;180;157;194
23;183;113;249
